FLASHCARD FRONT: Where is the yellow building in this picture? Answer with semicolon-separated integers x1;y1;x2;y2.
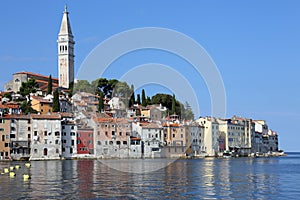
31;96;53;114
0;115;11;159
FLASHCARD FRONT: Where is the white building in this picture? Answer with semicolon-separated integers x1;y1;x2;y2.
61;114;77;158
30;114;62;160
197;117;219;156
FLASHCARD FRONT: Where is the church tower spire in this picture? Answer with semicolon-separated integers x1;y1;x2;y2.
58;5;75;89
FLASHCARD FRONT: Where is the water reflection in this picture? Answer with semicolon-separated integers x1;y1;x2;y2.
0;156;298;199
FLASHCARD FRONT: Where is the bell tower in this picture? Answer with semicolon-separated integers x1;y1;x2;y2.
58;5;74;89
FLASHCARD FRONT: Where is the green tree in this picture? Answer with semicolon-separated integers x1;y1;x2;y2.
19;79;39;98
52;89;60;112
73;80;93;93
171;94;176;114
68;81;74;97
18;79;39;114
95;78;119;98
3;93;12;101
136;94;141;105
98;91;105;112
146;96;151;105
141;89;146;107
47;75;53;95
129;84;135;108
182;102;194;120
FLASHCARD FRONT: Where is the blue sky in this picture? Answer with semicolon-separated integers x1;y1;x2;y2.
0;1;300;151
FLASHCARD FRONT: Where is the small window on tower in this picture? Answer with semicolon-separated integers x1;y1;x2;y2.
65;45;67;51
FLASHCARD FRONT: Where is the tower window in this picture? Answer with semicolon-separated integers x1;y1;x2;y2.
65;45;67;51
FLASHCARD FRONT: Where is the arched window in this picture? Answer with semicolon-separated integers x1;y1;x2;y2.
65;45;67;51
43;148;48;156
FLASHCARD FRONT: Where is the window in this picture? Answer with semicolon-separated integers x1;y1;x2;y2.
34;149;38;154
56;149;59;154
89;133;92;137
63;132;66;136
62;148;65;152
28;134;31;139
44;131;47;136
88;140;92;144
77;140;81;144
173;134;175;138
109;141;113;145
4;143;9;147
123;141;127;145
62;126;65;129
63;140;66;143
112;131;115;135
71;126;74;130
1;135;4;141
70;148;73;154
70;132;76;136
71;140;74;146
119;132;122;136
44;139;47;144
116;141;121;145
181;134;183;138
55;140;59;144
55;131;60;136
34;131;38;136
98;141;101;145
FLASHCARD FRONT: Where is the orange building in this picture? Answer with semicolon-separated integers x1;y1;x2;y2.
31;96;53;114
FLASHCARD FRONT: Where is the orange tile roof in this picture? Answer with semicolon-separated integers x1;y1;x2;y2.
14;71;58;81
31;113;61;120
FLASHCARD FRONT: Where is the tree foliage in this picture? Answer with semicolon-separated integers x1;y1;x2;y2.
19;79;39;98
136;94;141;105
73;80;94;93
47;75;53;95
18;79;39;114
151;93;182;116
129;84;135;108
98;91;105;112
52;89;60;112
181;102;194;120
141;89;146;107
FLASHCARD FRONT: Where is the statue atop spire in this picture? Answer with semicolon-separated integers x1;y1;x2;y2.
64;4;68;13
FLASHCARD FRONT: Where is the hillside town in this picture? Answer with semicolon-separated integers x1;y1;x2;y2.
0;7;283;161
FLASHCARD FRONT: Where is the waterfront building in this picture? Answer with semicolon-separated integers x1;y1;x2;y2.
186;123;205;157
0;114;11;159
77;127;94;156
61;113;77;158
135;122;164;158
94;117;131;158
57;5;75;89
163;122;187;157
30;114;62;160
197;117;220;156
10;115;31;160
